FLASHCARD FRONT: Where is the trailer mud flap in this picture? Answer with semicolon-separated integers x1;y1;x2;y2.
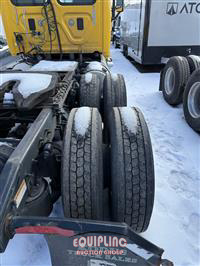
45;234;161;266
10;216;173;266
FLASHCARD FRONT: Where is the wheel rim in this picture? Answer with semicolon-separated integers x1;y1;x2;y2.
187;82;200;119
164;67;175;95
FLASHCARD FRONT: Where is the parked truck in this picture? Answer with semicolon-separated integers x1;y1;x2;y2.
120;0;200;65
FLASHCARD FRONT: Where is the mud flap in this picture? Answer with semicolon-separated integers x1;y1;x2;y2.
45;233;161;266
10;216;173;266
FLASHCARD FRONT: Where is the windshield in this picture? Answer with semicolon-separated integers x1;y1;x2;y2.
58;0;95;5
11;0;49;5
11;0;95;5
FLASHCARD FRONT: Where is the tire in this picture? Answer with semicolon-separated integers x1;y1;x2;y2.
186;55;200;74
183;69;200;132
110;107;155;233
61;107;103;220
123;44;128;57
103;73;127;141
161;56;190;105
103;73;127;115
115;41;120;49
79;73;101;108
112;74;127;106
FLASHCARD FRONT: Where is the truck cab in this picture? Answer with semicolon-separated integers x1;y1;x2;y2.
0;0;111;59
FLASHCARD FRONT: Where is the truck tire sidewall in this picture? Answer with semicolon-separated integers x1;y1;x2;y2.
183;70;200;132
80;74;101;109
186;55;200;74
113;74;127;106
161;57;189;105
61;108;103;220
110;107;154;233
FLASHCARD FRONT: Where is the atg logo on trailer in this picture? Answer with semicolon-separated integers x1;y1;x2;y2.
166;1;200;15
166;2;178;15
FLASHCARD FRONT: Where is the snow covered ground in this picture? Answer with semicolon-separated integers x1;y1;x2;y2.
0;47;200;266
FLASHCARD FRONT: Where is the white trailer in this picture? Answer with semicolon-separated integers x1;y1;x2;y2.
120;0;200;64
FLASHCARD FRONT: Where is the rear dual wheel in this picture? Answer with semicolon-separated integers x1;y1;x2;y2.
186;55;200;74
109;107;155;232
160;56;190;105
103;72;127;142
62;106;155;233
61;107;103;220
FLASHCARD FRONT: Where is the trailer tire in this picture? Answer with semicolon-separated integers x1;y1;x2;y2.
161;56;190;105
186;55;200;74
115;41;120;49
61;107;103;220
79;73;101;108
110;107;154;232
123;45;128;57
183;69;200;132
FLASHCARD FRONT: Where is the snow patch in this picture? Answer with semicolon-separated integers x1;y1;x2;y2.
87;61;103;71
74;107;91;136
13;63;32;71
0;141;13;147
0;45;8;52
0;73;52;98
85;73;93;84
3;93;14;104
31;60;78;72
89;259;116;266
126;244;153;260
112;73;118;81
120;107;138;134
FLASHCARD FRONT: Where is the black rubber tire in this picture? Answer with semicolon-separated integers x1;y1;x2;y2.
114;41;120;49
61;107;103;220
20;183;53;217
110;107;155;233
112;74;127;106
79;73;101;108
161;56;190;105
186;55;200;74
123;44;128;57
103;73;127;141
103;73;115;117
103;73;127;115
183;69;200;132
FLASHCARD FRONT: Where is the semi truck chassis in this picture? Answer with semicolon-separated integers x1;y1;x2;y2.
0;59;172;265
